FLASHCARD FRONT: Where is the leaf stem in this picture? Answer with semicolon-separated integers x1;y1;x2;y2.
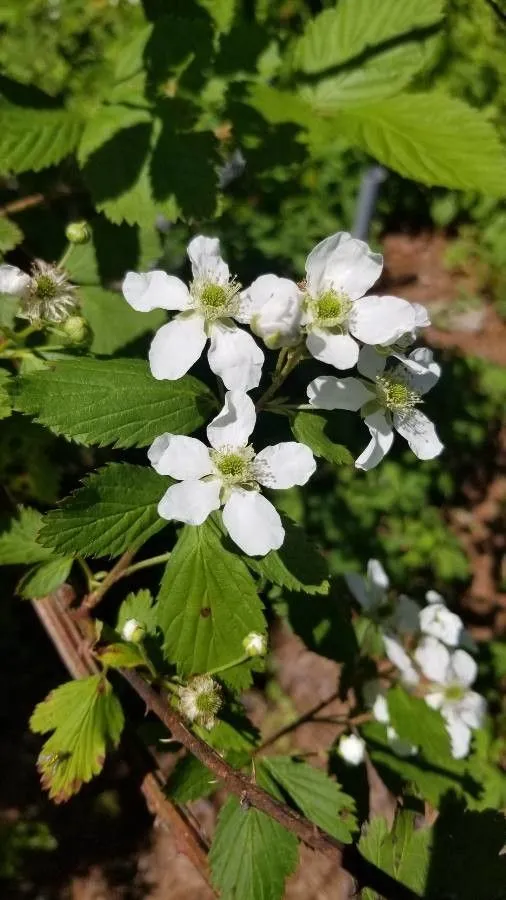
256;344;306;411
206;653;249;676
119;552;172;579
76;557;95;591
77;549;137;615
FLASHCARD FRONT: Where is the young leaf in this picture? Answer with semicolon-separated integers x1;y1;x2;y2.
0;507;54;565
95;642;145;669
291;411;353;467
293;0;443;74
80;287;165;356
245;519;330;595
165;755;219;803
30;675;124;802
157;519;265;681
15;358;216;448
387;685;451;760
339;93;506;195
116;589;157;636
210;796;299;900
17;556;73;600
262;757;357;843
0;216;23;252
0;105;82;173
39;464;166;558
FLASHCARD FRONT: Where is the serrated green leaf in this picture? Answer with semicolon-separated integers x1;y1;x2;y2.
15;357;216;448
80;286;165;356
359;811;431;898
157;519;265;681
210;796;298;900
165;755;219;803
198;0;236;33
96;642;145;669
262;757;356;843
39;464;166;559
0;368;12;419
338;93;506;195
387;685;450;760
245;519;329;594
0;216;23;252
359;817;391;900
30;675;124;802
202;707;259;754
117;589;157;636
17;556;73;599
78;105;152;166
291;411;353;467
293;0;443;74
0;105;82;173
0;506;54;565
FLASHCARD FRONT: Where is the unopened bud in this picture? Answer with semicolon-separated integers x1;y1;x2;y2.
65;221;91;244
243;632;267;657
121;618;145;643
337;733;366;766
61;315;91;345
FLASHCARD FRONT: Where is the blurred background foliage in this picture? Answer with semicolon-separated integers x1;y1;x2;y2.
1;0;506;888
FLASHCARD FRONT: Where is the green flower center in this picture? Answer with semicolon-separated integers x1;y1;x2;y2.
34;274;58;300
376;376;420;412
200;283;228;311
306;289;352;329
211;445;256;486
444;684;465;702
217;453;248;478
196;690;221;716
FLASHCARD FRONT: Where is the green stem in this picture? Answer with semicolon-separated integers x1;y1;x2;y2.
15;323;40;342
120;552;172;579
76;557;95;591
58;243;74;269
256;344;305;411
206;653;249;676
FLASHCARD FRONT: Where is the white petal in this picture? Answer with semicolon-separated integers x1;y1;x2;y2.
355;411;394;471
350;295;416;346
444;712;472;759
306;328;359;370
383;635;419;686
307;375;374;410
419;603;463;647
449;648;477;688
357;345;387;379
122;270;190;312
456;691;486;729
239;275;303;347
187;235;229;284
372;694;390;725
147;434;212;479
207;321;264;391
426;590;444;604
337;733;366;765
386;727;417;758
403;347;441;394
415;636;450;683
157;479;221;526
344;573;372;610
413;303;430;328
367;559;389;591
149;314;207;380
222;490;284;556
425;690;445;711
238;274;301;320
393;409;443;460
254;442;316;489
207;390;256;450
0;264;30;296
305;232;382;300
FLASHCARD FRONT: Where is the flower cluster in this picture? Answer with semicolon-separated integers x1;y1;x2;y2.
122;231;443;554
346;560;486;760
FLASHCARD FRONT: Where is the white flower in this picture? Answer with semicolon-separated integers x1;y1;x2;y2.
149;390;316;556
121;618;145;643
392;594;421;635
415;638;485;758
338;733;366;765
238;274;304;349
364;681;417;757
0;260;76;323
179;674;222;730
243;631;267;657
419;592;463;647
383;634;419;686
356;304;431;379
345;558;389;613
122;235;264;391
307;347;443;470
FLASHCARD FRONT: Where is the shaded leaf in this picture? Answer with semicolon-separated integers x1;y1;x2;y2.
17;556;73;599
80;286;165;356
165;755;219;803
0;506;54;565
291;411;353;467
245;518;329;594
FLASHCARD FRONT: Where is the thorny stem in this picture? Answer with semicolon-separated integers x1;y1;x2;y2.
256;344;305;411
121;668;421;900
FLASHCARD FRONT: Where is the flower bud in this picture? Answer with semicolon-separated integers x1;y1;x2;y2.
242;631;267;657
337;733;365;766
65;221;91;244
121;618;146;643
179;674;222;730
242;275;304;349
61;315;91;345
